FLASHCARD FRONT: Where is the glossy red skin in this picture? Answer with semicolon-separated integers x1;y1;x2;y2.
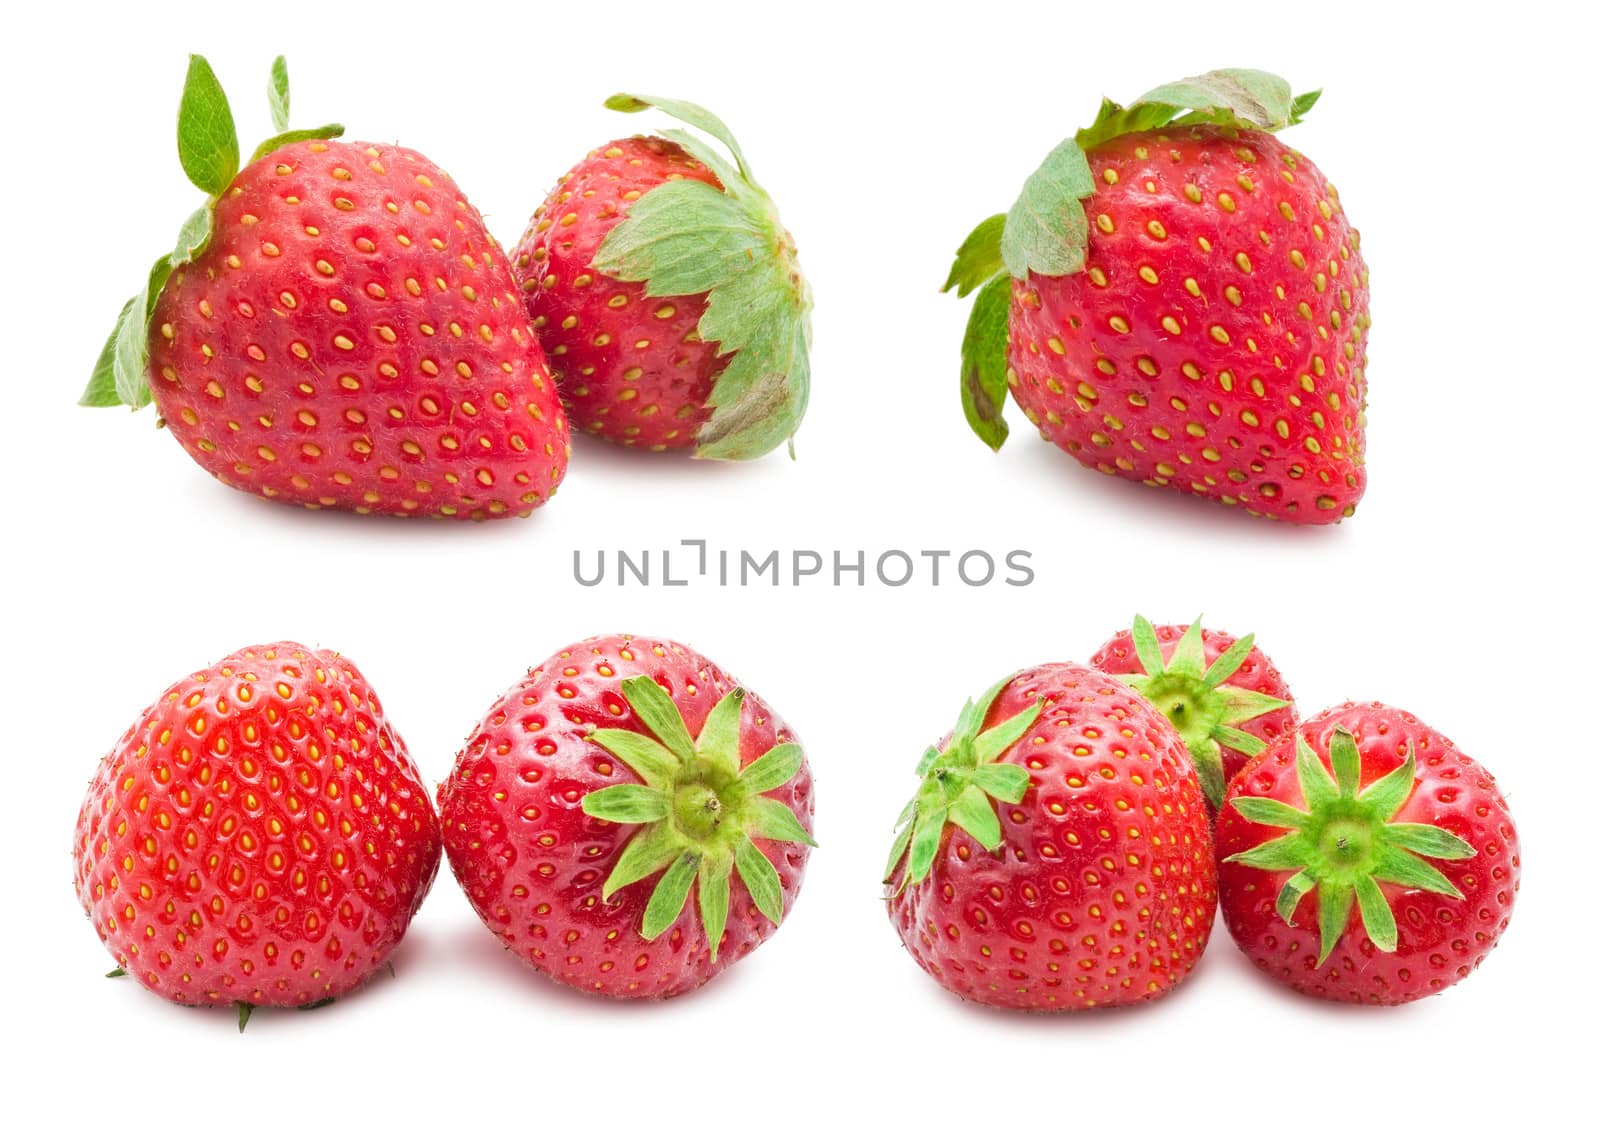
511;136;728;450
438;635;813;999
73;643;441;1009
149;139;570;519
1217;703;1519;1004
1089;622;1298;784
1008;127;1369;524
887;664;1215;1010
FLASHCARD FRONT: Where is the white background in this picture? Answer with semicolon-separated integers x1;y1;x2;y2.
4;1;1594;1121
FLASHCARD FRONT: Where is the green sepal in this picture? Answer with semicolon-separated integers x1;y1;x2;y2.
593;95;809;461
236;1001;253;1033
105;967;128;979
734;837;783;923
177;55;240;197
942;214;1007;297
1227;730;1478;967
698;851;734;961
958;274;1013;451
80;298;136;407
747;795;818;846
584;681;811;954
1001;135;1094;278
888;676;1041;891
1116;614;1291;810
249;124;345;164
581;783;670;823
641;852;699;940
268;55;290;132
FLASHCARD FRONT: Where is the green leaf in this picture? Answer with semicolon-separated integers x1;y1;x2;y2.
907;808;947;884
942;213;1006;297
249;124;346;164
1315;881;1354;965
1289;89;1323;124
593;180;767;294
177;55;239;197
620;676;697;765
695;306;811;461
1358;754;1416;823
581;784;670;824
1383;823;1476;860
605;93;753;182
955;677;1012;746
1274;870;1315;922
112;257;169;409
1137;68;1296;132
1369;847;1462;898
958;274;1013;452
268;56;290;132
601;822;680;899
1353;874;1398;952
971;701;1042;763
1294;736;1338;809
1202;633;1256;689
883;817;915;882
734;837;784;923
698;851;734;961
973;762;1030;804
105;966;128;978
173;206;212;266
1215;725;1266;756
81;298;136;406
1231;796;1311;831
654;127;743;195
914;745;940;777
696;688;746;780
747;796;816;846
1225;833;1314;872
237;1001;253;1033
735;742;804;796
1329;728;1362;798
641;852;699;940
588;728;678;789
1000;134;1094;278
1130;616;1164;677
1219;688;1289;726
1074;97;1185;152
1167;617;1207;679
948;786;1003;852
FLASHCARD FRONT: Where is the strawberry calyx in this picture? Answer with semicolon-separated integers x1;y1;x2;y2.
884;678;1042;893
1115;615;1287;809
80;55;343;411
590;95;811;461
943;67;1317;449
581;676;815;962
1225;728;1476;966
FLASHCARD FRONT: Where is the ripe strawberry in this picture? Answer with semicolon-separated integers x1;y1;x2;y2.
73;643;441;1028
947;69;1369;523
1216;703;1519;1004
512;95;810;459
438;635;815;999
883;664;1215;1010
82;55;569;519
1089;614;1296;808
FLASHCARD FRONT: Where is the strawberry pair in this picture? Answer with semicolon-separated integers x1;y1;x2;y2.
884;617;1520;1007
74;635;814;1026
83;58;810;520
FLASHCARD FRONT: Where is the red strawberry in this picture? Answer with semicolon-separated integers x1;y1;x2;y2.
82;55;569;520
512;95;810;459
1089;615;1296;808
883;664;1215;1010
73;643;441;1028
1216;704;1519;1004
947;69;1369;523
437;635;815;999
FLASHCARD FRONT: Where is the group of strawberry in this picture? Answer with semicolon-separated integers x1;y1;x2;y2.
83;57;812;518
76;634;815;1026
885;617;1520;1008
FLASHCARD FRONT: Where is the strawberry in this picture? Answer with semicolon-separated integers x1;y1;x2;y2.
437;635;815;999
73;643;441;1028
512;96;810;458
1089;615;1296;808
81;56;569;519
946;69;1369;523
1216;703;1519;1004
883;664;1215;1010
